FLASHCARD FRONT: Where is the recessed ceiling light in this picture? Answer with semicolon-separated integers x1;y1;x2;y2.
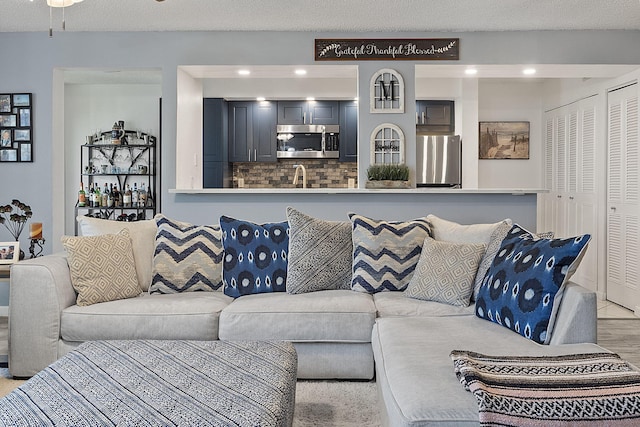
256;97;266;102
295;69;307;76
465;68;478;75
237;69;250;76
306;97;315;101
523;68;536;75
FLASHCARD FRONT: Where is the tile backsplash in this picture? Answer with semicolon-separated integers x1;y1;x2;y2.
233;159;358;188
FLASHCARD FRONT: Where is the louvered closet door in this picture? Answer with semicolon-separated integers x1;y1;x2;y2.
537;116;555;232
607;83;640;310
570;101;598;292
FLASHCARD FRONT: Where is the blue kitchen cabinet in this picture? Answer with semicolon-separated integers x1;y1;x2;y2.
339;100;358;162
203;98;230;188
277;101;339;125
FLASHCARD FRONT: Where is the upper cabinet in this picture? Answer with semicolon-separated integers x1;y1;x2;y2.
416;100;455;135
277;101;339;125
339;101;358;162
228;101;277;163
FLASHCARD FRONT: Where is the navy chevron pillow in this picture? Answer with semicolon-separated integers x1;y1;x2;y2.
349;213;432;293
149;214;224;294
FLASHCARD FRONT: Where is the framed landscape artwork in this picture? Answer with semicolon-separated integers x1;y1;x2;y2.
478;121;530;159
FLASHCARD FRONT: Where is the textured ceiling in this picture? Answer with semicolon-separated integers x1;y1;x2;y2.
1;0;640;33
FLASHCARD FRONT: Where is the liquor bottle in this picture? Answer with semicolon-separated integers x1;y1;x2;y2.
89;183;95;207
132;183;139;207
123;184;132;207
94;185;101;208
112;185;120;207
102;184;109;207
78;182;86;207
139;183;147;207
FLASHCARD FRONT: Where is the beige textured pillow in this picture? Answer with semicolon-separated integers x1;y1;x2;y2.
76;216;156;291
405;236;486;307
62;229;142;306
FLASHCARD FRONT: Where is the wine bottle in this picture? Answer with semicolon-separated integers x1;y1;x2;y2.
78;182;86;207
124;184;132;207
107;184;114;208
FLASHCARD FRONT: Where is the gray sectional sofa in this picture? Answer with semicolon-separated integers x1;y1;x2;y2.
8;213;605;426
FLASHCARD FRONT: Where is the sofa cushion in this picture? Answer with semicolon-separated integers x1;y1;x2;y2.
61;229;142;306
372;316;607;427
405;237;486;307
373;292;475;317
285;207;352;294
349;213;431;293
220;216;289;298
149;214;223;294
219;290;376;343
475;224;591;344
76;215;156;291
61;292;232;341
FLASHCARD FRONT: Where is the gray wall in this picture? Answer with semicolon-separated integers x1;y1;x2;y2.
1;30;639;253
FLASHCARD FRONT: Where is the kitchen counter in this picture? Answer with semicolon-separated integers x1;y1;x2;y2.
169;188;547;195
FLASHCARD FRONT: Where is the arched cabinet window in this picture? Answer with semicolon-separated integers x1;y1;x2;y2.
370;123;405;165
370;69;404;113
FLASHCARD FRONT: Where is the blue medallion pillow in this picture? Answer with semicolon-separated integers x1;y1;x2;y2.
220;216;289;298
475;224;591;344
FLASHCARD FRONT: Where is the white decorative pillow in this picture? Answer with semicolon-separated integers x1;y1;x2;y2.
426;214;511;244
349;213;432;293
62;229;142;306
149;214;224;294
76;216;156;291
405;236;486;307
286;207;352;294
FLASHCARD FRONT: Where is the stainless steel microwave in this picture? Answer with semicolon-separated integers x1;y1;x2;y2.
276;124;339;159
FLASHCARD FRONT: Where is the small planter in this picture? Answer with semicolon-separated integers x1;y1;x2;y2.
365;180;411;189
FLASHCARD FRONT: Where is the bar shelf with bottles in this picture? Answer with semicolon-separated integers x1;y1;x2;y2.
75;125;158;234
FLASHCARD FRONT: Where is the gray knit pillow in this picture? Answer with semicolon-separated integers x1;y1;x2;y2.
285;207;353;294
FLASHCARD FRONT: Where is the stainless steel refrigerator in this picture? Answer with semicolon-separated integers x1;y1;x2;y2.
416;135;461;188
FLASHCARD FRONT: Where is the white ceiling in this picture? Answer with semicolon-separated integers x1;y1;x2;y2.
2;0;640;33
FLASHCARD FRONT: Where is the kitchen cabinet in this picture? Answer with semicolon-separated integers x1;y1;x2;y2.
277;101;339;125
228;101;277;162
416;100;454;134
203;98;230;188
339;101;358;162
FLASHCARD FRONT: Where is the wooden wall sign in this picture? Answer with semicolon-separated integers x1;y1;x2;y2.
315;39;459;61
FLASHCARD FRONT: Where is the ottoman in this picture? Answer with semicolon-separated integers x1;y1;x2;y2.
0;340;298;427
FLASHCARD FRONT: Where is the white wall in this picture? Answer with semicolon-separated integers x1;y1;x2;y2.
202;78;356;100
64;83;161;235
477;80;543;189
176;68;204;190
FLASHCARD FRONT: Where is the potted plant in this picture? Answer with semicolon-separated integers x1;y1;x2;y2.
365;164;411;189
0;199;32;259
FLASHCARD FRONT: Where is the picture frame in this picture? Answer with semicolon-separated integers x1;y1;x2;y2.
12;94;30;107
478;121;530;159
0;242;19;264
19;143;32;162
0;148;18;162
13;129;30;141
0;115;17;127
19;108;30;127
0;95;10;113
0;129;11;147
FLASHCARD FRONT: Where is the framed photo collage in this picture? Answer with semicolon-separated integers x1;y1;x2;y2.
0;93;33;162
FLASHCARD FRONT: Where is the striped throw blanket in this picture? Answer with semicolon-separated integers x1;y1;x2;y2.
451;350;640;426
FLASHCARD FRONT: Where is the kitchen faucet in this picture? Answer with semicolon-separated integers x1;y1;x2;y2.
292;164;307;188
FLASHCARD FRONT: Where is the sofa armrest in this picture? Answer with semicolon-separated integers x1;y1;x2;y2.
548;281;597;345
9;255;77;377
